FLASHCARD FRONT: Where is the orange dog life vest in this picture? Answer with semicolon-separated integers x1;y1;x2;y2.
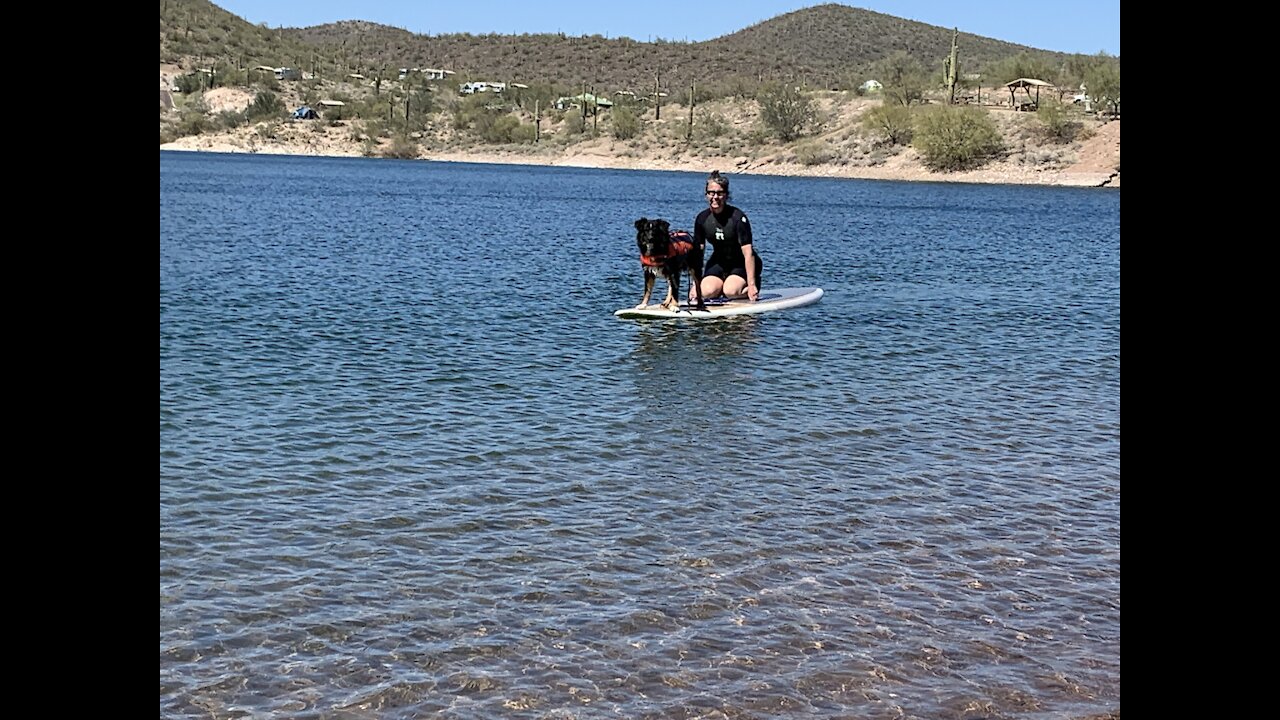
640;230;695;267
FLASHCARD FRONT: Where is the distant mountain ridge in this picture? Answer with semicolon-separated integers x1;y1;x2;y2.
160;0;1080;92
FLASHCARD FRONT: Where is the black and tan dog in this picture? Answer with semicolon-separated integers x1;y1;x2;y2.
634;217;706;311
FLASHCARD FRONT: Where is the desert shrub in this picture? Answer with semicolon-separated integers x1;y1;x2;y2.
476;113;534;144
862;103;914;146
253;74;281;93
867;145;898;166
212;65;246;88
247;90;283;121
697;112;730;139
176;109;213;137
254;122;280;140
451;94;493;131
506;122;537;144
215;110;245;130
1035;100;1082;143
683;83;721;106
712;138;737;155
361;118;395;140
612;106;643;140
912;105;1003;171
175;72;205;94
449;105;470;132
1020;147;1066;167
793;140;834;166
382;135;419;159
757;83;815;141
746;124;773;146
559;110;589;136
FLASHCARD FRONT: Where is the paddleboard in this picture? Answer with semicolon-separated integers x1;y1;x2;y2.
615;287;824;319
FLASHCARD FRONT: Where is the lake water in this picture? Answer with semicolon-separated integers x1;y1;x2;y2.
160;151;1120;719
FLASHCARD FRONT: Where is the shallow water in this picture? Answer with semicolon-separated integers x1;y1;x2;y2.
160;152;1120;719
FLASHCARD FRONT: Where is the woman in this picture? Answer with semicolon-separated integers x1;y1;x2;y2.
691;170;762;302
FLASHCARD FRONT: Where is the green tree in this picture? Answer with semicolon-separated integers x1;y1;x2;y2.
1083;55;1120;115
983;51;1057;86
757;83;815;141
862;103;914;146
874;51;929;107
1052;54;1095;100
912;105;1003;171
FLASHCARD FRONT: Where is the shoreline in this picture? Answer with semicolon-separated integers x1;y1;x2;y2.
160;140;1120;189
163;82;1119;190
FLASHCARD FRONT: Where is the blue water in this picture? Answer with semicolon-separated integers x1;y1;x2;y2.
160;151;1120;719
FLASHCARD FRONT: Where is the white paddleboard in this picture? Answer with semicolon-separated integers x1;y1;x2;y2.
615;287;824;319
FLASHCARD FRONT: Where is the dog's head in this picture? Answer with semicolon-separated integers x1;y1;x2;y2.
635;217;672;258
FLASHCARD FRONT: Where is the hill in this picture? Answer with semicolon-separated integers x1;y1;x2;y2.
159;1;1119;188
162;1;1083;92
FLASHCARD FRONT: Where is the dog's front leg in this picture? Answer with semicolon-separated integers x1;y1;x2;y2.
636;273;655;309
661;273;681;311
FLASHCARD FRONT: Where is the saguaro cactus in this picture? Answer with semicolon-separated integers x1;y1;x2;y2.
944;28;959;104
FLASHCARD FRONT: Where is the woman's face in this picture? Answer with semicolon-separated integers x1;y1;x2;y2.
705;183;727;213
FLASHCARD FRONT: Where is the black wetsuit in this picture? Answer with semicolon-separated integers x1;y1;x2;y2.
694;205;762;283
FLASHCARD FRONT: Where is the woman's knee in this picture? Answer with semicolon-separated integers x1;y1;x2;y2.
723;275;747;296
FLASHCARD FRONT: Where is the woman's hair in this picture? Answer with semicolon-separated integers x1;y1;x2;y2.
706;170;729;200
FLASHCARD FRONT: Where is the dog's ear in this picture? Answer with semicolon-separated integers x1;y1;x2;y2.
635;218;648;231
655;219;670;233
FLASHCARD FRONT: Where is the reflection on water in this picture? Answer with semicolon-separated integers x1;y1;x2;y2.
630;317;759;365
627;319;761;427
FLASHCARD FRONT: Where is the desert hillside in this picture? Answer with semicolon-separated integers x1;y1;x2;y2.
161;78;1119;188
